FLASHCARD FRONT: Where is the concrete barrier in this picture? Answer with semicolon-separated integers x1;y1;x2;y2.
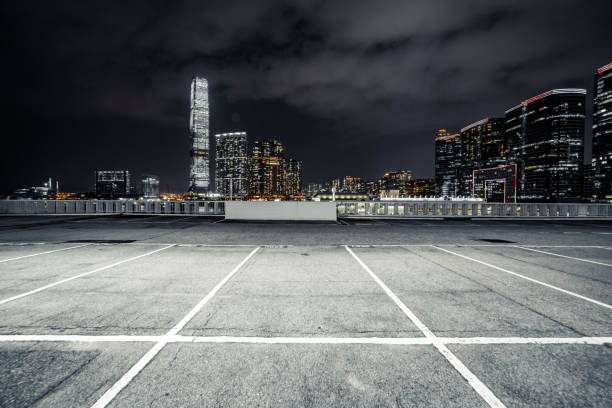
225;201;337;221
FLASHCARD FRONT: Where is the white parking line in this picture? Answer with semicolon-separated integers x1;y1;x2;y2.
0;334;609;345
0;243;90;263
345;246;506;408
515;246;612;267
432;246;612;310
0;245;175;305
90;246;260;408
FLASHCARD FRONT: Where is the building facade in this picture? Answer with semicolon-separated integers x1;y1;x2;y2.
283;158;303;198
141;175;159;198
592;62;612;201
95;170;130;197
505;88;586;202
472;164;517;203
189;77;210;194
406;178;435;197
381;170;412;191
215;132;248;198
248;139;284;199
434;129;461;197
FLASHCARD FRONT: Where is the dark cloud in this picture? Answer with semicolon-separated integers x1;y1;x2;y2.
1;0;611;192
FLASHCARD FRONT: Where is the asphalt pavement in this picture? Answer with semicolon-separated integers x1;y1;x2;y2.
0;215;610;407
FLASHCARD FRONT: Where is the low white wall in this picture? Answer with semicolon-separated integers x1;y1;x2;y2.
225;201;337;221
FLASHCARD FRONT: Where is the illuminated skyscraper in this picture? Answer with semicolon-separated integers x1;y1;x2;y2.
215;132;248;198
284;158;302;198
381;170;412;190
95;170;130;197
592;62;612;201
248;139;284;199
141;174;159;198
505;89;586;201
189;77;210;193
434;129;461;197
459;118;505;195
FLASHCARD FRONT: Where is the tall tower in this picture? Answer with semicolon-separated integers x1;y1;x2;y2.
189;77;210;194
505;89;585;201
592;62;612;201
434;129;461;197
215;132;248;198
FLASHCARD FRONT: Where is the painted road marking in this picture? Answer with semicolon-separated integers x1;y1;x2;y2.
345;246;506;408
0;245;175;305
90;246;260;408
516;245;612;268
0;243;90;263
432;245;612;310
0;334;609;345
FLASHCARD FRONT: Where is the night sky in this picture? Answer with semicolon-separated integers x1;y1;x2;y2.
2;1;611;193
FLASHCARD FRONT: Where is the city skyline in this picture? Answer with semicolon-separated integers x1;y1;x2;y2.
2;1;611;194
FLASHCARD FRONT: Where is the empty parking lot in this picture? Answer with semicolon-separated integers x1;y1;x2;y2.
0;215;611;407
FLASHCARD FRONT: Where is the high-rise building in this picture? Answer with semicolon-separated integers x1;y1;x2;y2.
283;158;302;198
434;129;461;197
189;77;210;194
592;62;612;201
141;174;159;198
459;118;506;195
381;169;412;190
215;132;248;198
248;139;284;199
95;170;130;197
505;88;586;201
342;176;362;193
407;178;436;197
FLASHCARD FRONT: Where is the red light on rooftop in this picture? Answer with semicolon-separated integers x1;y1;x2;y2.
598;62;612;74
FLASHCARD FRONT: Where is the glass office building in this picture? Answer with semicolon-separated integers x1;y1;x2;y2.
505;89;586;201
215;132;248;198
592;62;612;201
189;77;210;193
434;129;461;197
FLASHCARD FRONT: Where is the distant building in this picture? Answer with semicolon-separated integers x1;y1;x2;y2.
407;178;436;197
342;176;362;193
505;88;586;201
434;129;461;197
12;178;58;200
363;180;379;196
283;158;302;198
189;77;210;194
459;118;506;196
215;132;248;198
331;178;341;191
248;139;284;199
592;62;612;201
95;171;130;197
141;175;159;198
306;183;323;197
472;164;517;203
381;169;412;191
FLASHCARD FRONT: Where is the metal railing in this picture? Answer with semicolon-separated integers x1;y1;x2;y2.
336;201;612;218
2;200;612;218
0;200;225;215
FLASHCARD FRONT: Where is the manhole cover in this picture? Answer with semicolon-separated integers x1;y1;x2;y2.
476;238;516;244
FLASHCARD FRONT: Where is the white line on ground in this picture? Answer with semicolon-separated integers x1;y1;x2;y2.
346;244;607;248
0;243;90;263
345;245;506;408
432;245;612;310
0;245;175;305
1;334;609;345
90;246;261;408
515;245;612;267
